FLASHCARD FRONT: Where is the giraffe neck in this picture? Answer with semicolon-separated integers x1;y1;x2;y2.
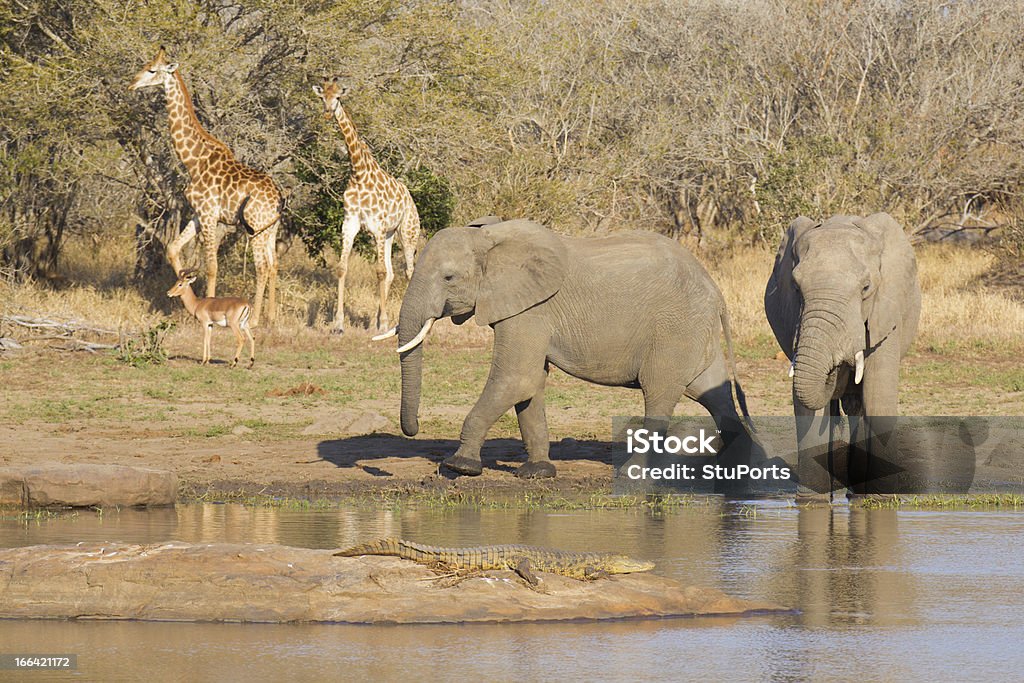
331;103;379;179
163;71;231;176
178;284;201;318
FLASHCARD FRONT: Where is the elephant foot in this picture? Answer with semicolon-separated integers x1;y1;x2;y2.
514;461;556;479
442;453;483;476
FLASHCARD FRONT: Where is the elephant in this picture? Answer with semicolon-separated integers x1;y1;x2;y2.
390;218;756;479
764;213;921;499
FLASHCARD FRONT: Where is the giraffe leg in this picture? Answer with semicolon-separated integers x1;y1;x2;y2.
250;228;276;328
166;217;198;276
266;225;278;327
401;208;420;279
332;212;360;334
198;211;220;297
375;233;396;332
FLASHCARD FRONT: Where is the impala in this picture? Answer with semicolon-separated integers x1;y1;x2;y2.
167;270;255;367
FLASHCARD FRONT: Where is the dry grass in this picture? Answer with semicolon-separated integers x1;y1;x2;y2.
1;233;1021;356
711;243;1024;354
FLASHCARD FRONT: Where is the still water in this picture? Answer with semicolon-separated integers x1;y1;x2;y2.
2;500;1023;681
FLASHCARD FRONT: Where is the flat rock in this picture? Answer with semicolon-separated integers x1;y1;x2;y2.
0;542;790;624
0;464;177;508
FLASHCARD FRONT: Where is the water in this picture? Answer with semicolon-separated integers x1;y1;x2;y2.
2;501;1023;681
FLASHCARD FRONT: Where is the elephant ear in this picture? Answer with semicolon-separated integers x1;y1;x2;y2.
475;220;568;327
851;212;920;350
764;216;819;358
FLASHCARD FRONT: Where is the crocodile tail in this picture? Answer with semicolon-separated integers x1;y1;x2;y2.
334;538;401;557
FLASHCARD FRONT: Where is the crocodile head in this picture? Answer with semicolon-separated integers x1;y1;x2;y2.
605;556;656;574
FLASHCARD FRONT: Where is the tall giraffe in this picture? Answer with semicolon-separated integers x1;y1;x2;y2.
129;47;280;326
312;77;421;333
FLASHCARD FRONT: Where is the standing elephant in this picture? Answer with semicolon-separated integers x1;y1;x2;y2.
764;213;921;499
390;219;754;479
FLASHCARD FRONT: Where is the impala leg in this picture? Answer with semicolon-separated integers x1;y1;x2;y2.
229;321;244;368
244;327;256;368
202;324;212;365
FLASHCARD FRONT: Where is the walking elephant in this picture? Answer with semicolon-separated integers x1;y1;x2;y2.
764;213;921;499
387;219;755;479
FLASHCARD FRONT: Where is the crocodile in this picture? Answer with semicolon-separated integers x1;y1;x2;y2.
334;538;655;585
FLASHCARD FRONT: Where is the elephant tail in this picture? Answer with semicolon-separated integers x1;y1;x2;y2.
720;306;755;433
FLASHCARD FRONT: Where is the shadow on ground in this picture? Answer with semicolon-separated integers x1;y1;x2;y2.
316;434;615;476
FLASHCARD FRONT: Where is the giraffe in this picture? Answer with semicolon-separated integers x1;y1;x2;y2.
312;77;421;333
129;47;280;327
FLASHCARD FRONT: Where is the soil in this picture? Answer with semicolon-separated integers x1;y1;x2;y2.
1;334;1021;501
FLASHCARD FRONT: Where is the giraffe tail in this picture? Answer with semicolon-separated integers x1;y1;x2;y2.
237;195;255;235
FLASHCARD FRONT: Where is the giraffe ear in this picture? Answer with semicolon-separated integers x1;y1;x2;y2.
165;62;179;74
312;84;323;97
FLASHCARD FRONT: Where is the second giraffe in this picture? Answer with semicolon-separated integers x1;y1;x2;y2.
313;77;422;333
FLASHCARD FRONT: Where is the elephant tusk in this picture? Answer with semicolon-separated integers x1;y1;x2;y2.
788;361;795;378
396;318;435;353
854;350;865;384
371;326;397;341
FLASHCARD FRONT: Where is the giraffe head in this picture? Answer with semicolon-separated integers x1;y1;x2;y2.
167;269;198;297
129;47;179;92
311;77;351;119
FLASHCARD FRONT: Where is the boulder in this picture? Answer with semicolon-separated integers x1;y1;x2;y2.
0;542;790;624
0;464;177;508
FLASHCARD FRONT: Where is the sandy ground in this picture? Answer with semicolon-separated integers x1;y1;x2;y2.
1;327;1021;500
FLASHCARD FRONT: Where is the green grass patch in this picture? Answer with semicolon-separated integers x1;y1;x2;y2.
854;494;1024;509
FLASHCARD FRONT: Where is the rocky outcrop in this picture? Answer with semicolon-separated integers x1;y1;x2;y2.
0;464;177;507
0;542;789;624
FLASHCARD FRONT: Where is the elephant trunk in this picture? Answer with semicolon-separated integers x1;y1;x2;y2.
399;343;423;437
793;306;845;411
397;281;440;437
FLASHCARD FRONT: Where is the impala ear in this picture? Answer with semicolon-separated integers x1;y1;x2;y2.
474;220;567;327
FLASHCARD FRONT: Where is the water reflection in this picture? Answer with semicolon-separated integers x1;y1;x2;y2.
2;501;1024;680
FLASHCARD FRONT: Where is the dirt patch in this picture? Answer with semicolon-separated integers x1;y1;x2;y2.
266;382;326;397
0;335;1020;501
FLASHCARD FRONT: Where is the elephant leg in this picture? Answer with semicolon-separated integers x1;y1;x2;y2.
794;391;846;504
443;318;551;476
514;380;555;479
683;357;751;464
851;346;901;497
